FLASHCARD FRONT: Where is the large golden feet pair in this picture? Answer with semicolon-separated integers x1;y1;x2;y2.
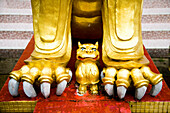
101;66;163;100
7;0;164;100
8;59;72;98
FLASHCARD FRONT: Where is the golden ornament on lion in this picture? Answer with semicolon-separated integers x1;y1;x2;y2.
8;0;163;100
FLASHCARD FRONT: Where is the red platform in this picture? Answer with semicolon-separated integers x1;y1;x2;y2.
0;37;170;112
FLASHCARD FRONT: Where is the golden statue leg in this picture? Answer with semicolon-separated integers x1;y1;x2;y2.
78;84;87;94
8;0;73;98
90;84;98;94
102;0;163;99
72;0;102;39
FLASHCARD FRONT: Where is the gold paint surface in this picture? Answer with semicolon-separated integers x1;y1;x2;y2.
76;61;99;84
102;0;144;61
141;66;163;85
116;0;135;40
73;0;102;17
31;0;72;58
129;102;170;113
102;67;117;85
72;0;102;39
131;68;149;88
116;69;130;88
76;42;99;85
76;42;99;60
0;101;37;112
55;66;71;83
72;16;101;25
10;58;71;84
76;43;99;94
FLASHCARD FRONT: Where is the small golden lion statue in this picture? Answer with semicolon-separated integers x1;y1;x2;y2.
75;42;99;95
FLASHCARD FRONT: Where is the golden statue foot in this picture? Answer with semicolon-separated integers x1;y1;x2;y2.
90;84;98;95
101;0;164;100
78;84;87;95
101;66;163;100
8;59;72;98
8;0;73;98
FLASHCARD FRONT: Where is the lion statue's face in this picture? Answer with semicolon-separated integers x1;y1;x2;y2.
76;42;99;61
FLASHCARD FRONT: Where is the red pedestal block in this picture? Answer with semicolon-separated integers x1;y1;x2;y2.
0;37;170;112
